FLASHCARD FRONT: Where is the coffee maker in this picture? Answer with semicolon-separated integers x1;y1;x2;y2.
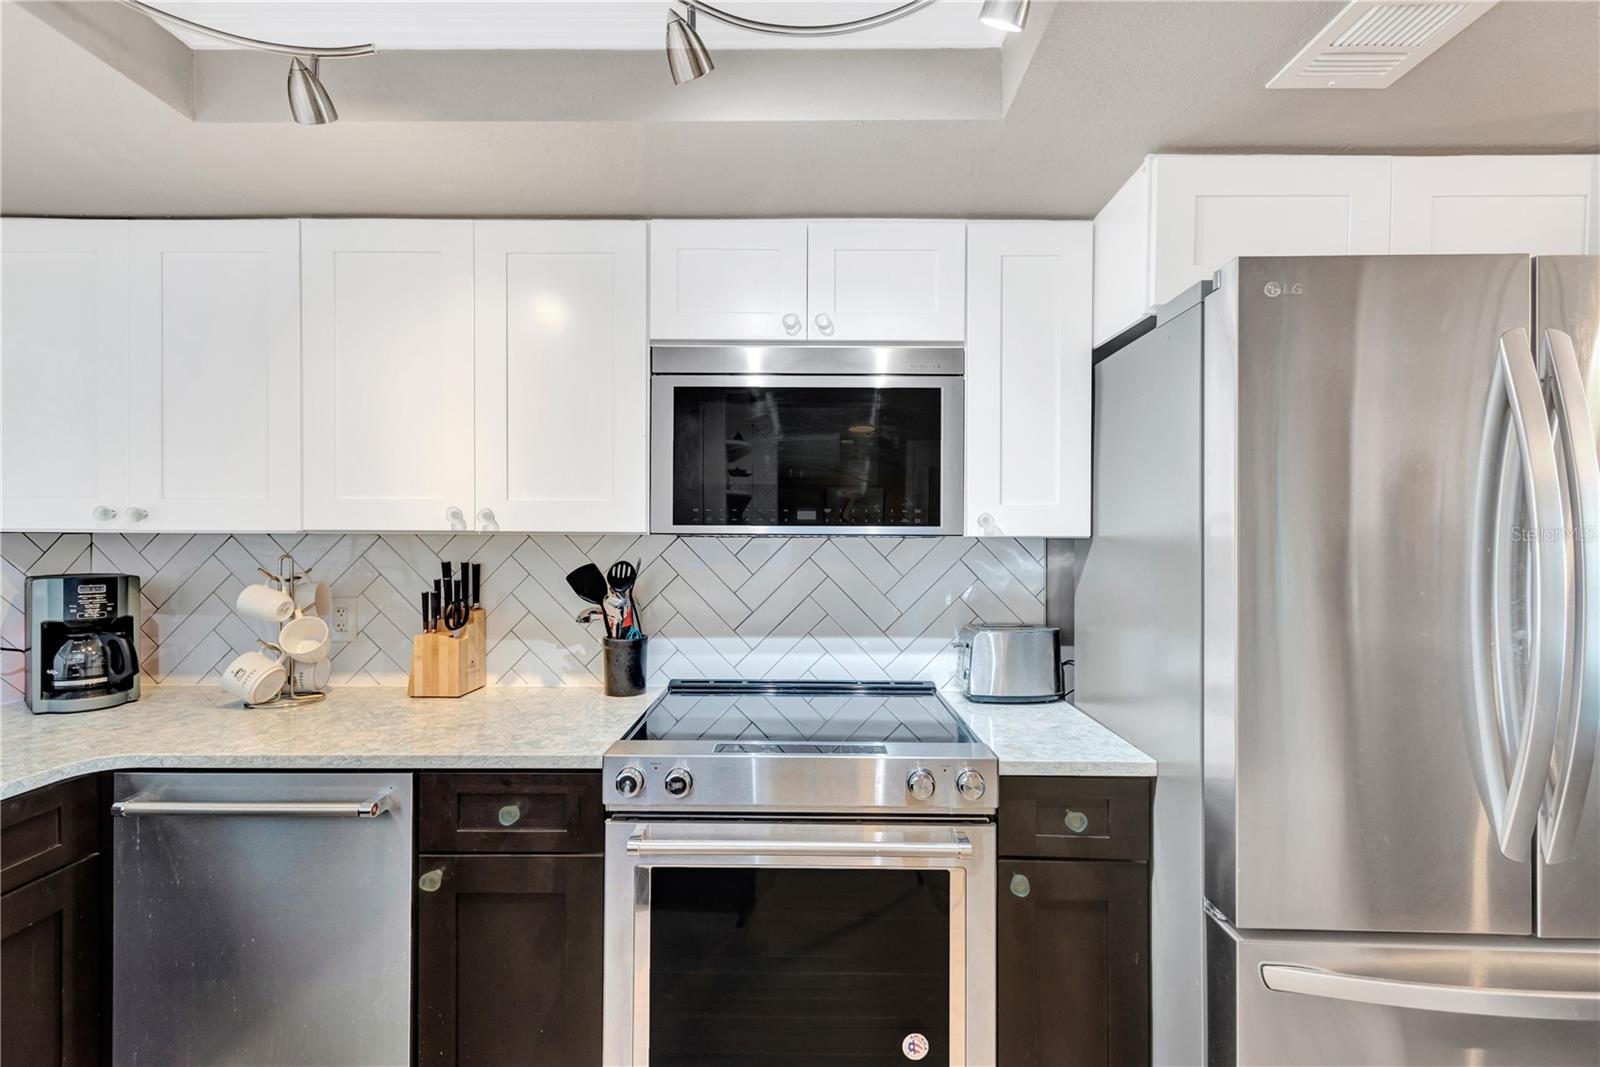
25;574;141;713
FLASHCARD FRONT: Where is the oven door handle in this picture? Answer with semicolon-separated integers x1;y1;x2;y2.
625;829;973;859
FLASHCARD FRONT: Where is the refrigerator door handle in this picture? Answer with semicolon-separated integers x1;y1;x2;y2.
1260;963;1600;1022
1467;328;1569;863
1537;328;1599;864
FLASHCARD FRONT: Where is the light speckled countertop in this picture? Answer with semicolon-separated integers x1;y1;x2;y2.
1;686;1153;798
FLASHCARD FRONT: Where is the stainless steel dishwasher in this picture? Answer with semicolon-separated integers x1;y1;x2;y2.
112;771;412;1066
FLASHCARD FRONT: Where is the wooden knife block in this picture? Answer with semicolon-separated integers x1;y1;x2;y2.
407;608;486;698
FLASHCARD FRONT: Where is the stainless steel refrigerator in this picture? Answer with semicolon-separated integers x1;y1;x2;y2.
1077;255;1599;1066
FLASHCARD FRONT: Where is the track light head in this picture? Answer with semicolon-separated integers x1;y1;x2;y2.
666;6;714;86
287;56;338;124
978;0;1031;33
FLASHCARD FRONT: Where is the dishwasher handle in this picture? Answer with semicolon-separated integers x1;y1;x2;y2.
111;789;394;819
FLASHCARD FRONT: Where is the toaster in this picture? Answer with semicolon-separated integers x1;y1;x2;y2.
954;624;1063;703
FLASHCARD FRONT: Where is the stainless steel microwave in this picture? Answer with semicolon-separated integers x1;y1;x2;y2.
650;346;964;535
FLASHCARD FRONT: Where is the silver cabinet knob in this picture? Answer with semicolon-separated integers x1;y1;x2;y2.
497;804;521;827
477;507;499;532
614;766;644;798
92;505;118;522
814;312;835;336
125;507;148;523
906;768;936;801
956;769;986;801
445;506;467;531
663;767;693;798
418;868;444;893
1009;872;1031;898
782;313;802;335
1063;808;1090;833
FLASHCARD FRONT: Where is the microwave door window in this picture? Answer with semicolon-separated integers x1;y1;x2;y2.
671;387;943;528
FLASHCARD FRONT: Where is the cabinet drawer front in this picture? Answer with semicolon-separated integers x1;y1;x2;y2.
1;777;99;894
999;777;1151;861
420;772;603;853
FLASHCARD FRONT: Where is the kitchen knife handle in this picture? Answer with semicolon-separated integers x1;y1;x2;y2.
421;592;431;633
471;562;482;607
441;561;452;585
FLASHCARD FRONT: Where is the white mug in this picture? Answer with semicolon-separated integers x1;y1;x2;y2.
293;580;332;619
278;615;331;663
237;583;295;625
221;650;287;705
290;657;331;692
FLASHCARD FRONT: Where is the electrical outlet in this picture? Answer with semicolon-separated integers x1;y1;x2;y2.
330;599;358;643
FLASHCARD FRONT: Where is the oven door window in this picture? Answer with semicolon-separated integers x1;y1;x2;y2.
670;386;944;528
648;866;951;1065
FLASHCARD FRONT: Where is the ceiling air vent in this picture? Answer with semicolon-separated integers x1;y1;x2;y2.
1267;1;1496;89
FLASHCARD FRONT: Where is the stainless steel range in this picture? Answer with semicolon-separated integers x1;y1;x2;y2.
602;680;998;1066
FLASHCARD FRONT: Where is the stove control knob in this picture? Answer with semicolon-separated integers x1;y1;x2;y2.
906;768;936;801
663;767;693;798
956;769;986;801
614;766;644;798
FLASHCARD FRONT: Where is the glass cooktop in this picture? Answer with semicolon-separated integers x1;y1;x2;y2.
625;680;975;749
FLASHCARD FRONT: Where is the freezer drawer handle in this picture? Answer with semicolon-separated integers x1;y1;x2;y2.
111;789;395;819
1260;964;1600;1022
1537;328;1600;865
625;830;972;858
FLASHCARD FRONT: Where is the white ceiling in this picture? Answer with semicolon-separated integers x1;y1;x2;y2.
146;1;1010;50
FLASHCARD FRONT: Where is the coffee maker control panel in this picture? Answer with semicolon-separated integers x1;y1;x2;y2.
63;577;116;622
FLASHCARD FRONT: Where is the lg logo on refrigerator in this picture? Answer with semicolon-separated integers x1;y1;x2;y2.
1263;282;1306;298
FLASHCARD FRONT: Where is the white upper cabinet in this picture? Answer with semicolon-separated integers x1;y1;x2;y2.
128;221;301;532
649;221;807;341
806;222;966;342
965;222;1093;538
1094;155;1393;344
301;220;475;531
1390;155;1600;254
2;220;132;532
474;221;648;533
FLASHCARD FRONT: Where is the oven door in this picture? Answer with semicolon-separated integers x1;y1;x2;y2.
604;819;996;1066
650;373;965;535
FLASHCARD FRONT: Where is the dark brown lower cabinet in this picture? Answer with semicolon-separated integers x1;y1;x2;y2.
416;853;604;1066
997;859;1150;1066
1;853;100;1067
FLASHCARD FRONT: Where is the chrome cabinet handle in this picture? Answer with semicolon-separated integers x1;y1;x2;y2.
626;830;971;859
1467;328;1568;863
782;313;801;335
1008;873;1031;898
477;507;499;532
418;868;444;893
1260;963;1600;1022
1062;809;1089;833
497;804;521;827
1536;328;1599;864
111;790;394;819
125;506;148;523
813;312;834;336
92;505;118;522
444;506;466;531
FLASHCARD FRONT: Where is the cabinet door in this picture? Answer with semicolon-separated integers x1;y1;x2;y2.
128;221;301;532
1;219;130;532
1148;155;1393;309
416;854;603;1066
965;222;1092;537
806;221;966;341
998;860;1149;1067
1;855;100;1067
302;220;475;531
475;222;647;532
1390;155;1600;254
649;221;807;341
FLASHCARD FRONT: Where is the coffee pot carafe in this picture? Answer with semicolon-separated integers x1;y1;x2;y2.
50;632;136;690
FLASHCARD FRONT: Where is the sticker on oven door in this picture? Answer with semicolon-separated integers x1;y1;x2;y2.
901;1033;929;1061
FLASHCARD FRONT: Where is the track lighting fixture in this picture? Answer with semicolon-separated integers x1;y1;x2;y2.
978;0;1032;34
122;1;374;124
666;6;714;86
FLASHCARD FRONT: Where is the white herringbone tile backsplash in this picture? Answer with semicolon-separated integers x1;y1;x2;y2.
1;532;1044;701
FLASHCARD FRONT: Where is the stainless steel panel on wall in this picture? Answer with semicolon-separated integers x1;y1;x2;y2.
1208;915;1600;1066
1076;301;1205;1066
1204;256;1535;936
113;772;413;1066
1536;255;1600;940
